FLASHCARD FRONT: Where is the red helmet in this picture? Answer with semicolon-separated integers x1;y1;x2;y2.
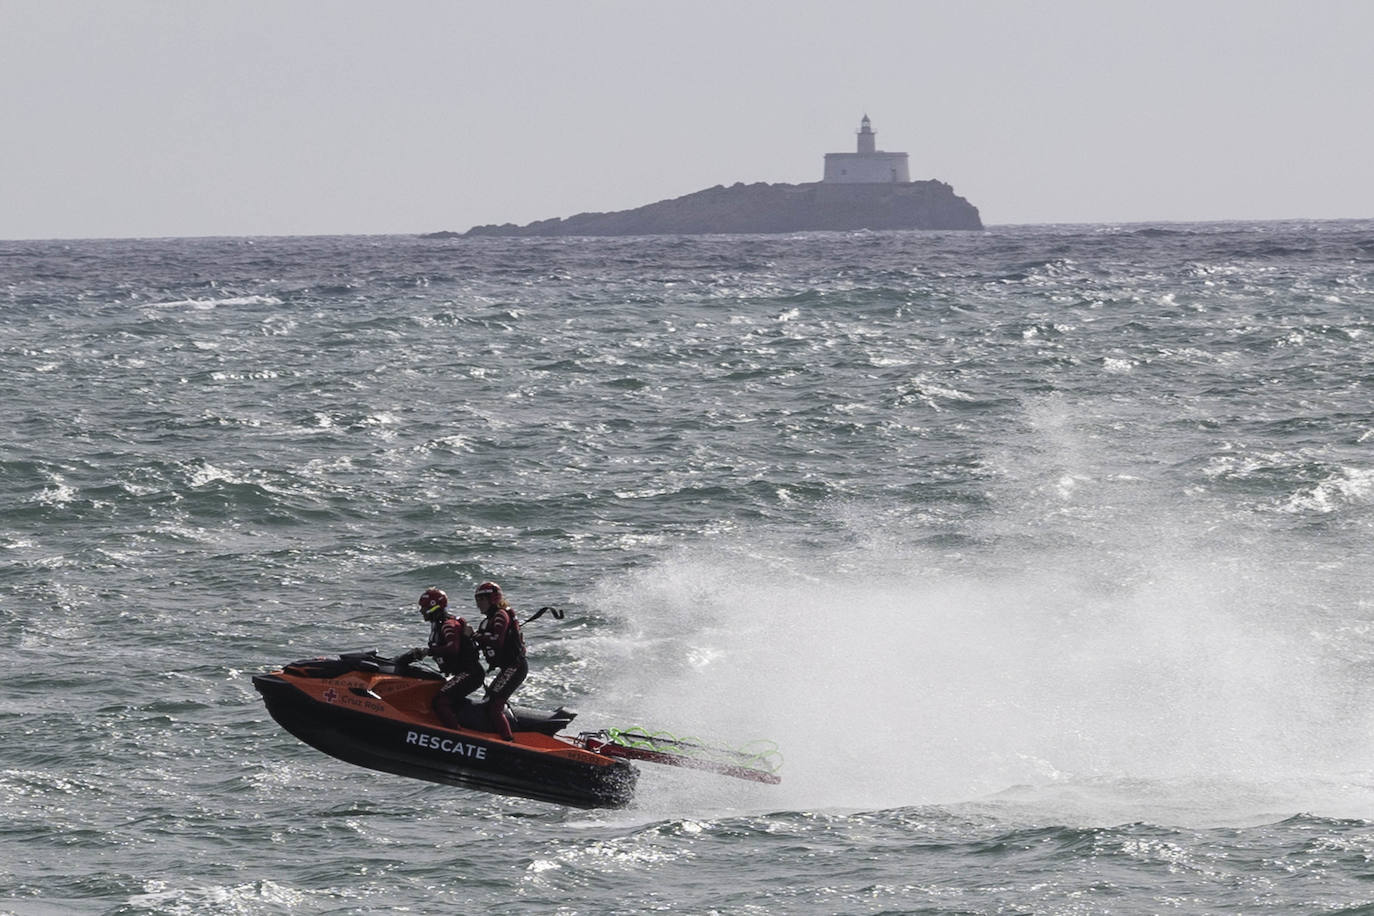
474;581;502;601
418;587;448;621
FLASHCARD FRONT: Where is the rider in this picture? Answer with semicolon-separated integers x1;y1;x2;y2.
473;580;528;741
398;587;485;730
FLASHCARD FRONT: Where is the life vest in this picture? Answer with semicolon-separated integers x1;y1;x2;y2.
480;607;526;668
428;616;481;675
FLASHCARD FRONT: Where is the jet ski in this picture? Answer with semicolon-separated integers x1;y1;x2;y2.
253;650;635;808
253;650;782;808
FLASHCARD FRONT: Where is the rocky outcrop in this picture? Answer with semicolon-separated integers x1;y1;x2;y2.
454;180;982;238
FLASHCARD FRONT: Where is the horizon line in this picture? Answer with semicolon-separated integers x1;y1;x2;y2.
3;215;1371;245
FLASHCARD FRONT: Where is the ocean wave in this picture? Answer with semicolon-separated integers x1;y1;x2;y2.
4;224;1374;914
1284;467;1374;514
143;294;285;309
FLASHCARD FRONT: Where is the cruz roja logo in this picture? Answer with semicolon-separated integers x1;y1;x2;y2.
407;730;488;759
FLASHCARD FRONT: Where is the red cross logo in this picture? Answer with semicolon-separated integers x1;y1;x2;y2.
323;688;338;703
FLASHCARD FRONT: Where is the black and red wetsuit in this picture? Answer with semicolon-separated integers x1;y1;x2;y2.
428;615;484;730
477;606;528;740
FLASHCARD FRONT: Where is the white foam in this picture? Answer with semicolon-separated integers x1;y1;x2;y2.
1284;466;1374;514
144;294;284;310
581;398;1374;820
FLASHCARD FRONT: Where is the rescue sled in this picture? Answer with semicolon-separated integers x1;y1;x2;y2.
253;650;781;809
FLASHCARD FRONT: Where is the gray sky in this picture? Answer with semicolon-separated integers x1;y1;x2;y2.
3;1;1370;239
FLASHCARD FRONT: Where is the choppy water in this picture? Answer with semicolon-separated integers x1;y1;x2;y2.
3;221;1374;914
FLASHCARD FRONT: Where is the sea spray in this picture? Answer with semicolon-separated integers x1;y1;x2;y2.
590;529;1374;819
587;395;1374;819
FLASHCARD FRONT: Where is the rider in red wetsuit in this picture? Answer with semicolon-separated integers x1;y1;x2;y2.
473;580;528;741
399;587;485;730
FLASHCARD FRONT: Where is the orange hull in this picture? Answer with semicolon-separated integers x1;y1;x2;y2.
253;652;636;808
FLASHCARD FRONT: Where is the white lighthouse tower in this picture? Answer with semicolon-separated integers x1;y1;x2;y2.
823;115;910;184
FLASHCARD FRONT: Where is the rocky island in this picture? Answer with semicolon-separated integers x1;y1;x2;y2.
437;116;983;239
461;179;981;237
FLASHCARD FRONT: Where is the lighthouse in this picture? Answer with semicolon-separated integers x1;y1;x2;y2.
857;114;877;154
822;115;911;184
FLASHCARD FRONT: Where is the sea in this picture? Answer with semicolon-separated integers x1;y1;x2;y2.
3;221;1374;914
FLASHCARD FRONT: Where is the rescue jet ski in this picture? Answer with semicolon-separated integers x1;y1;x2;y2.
253;650;781;809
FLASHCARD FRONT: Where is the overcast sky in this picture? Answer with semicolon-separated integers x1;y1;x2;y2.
2;1;1370;239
